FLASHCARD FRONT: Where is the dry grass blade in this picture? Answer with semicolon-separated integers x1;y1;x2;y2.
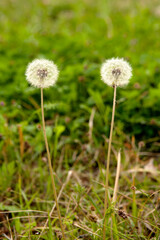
73;222;102;238
2;233;12;240
6;216;13;240
112;150;121;203
88;107;96;145
0;215;56;225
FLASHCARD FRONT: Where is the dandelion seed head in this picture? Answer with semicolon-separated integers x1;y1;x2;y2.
25;59;59;88
100;58;132;87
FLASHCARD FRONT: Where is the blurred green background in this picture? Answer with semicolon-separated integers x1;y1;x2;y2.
0;0;160;158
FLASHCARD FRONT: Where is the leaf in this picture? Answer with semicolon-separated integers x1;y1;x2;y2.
0;203;19;211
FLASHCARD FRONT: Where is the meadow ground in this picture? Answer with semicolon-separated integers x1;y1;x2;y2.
0;0;160;239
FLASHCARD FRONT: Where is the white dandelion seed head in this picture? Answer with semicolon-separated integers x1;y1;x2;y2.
25;59;59;88
100;58;132;87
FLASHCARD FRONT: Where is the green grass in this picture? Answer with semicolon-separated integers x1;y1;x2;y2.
0;0;160;239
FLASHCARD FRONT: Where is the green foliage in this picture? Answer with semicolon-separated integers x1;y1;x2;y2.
0;161;16;192
0;0;160;146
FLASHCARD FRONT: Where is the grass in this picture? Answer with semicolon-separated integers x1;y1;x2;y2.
0;0;160;239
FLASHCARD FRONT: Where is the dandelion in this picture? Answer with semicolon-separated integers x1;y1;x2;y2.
25;59;66;240
25;59;59;88
100;57;132;87
101;58;132;240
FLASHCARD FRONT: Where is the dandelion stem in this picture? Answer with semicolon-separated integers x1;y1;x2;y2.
41;88;66;240
103;85;117;240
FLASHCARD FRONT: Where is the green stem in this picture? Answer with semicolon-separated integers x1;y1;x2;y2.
111;209;119;240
